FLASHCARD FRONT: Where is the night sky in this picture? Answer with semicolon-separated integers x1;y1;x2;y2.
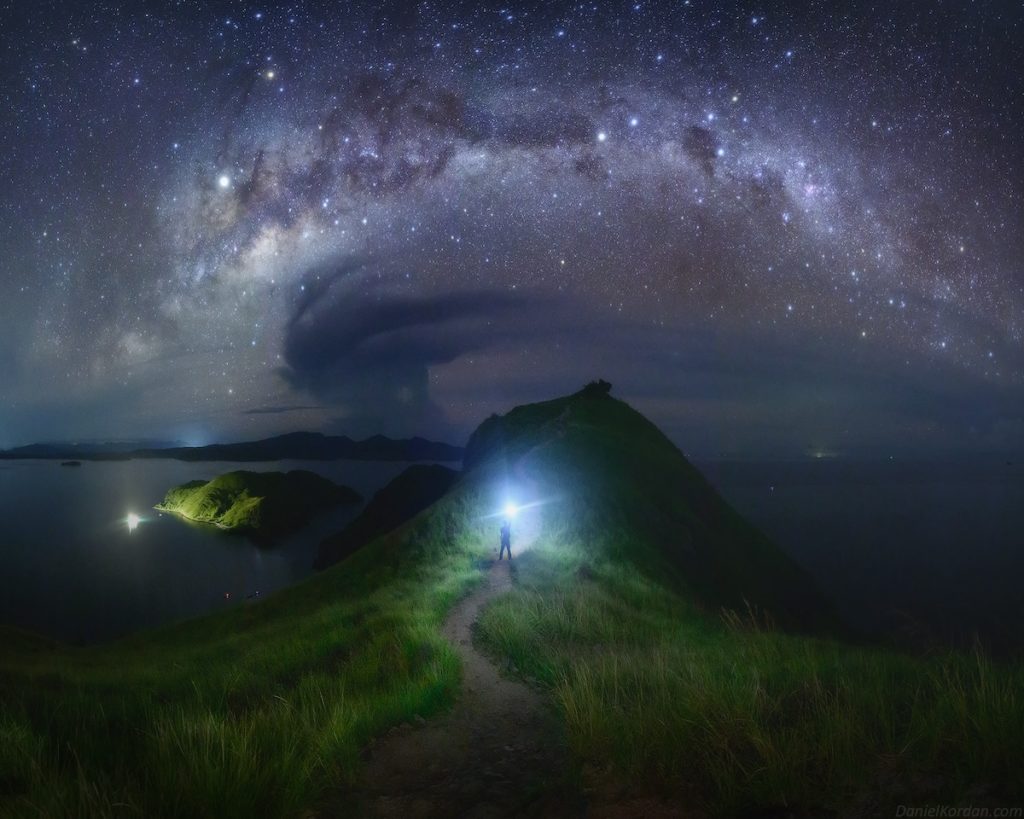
2;0;1021;457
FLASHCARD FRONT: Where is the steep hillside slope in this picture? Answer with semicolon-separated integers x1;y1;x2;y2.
1;468;487;817
465;381;837;630
315;464;460;569
2;385;1020;817
468;385;1022;813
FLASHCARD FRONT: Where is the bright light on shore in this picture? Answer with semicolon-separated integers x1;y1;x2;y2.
503;503;519;519
126;513;141;532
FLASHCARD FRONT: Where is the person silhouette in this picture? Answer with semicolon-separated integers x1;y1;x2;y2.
499;519;512;560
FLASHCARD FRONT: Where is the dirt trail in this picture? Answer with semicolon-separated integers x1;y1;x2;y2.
352;558;573;818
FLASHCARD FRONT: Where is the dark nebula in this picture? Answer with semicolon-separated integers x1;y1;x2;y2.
1;0;1021;455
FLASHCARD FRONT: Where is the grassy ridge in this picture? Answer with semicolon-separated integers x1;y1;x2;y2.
316;464;459;569
2;386;1022;816
465;385;839;630
469;388;1024;812
0;482;488;818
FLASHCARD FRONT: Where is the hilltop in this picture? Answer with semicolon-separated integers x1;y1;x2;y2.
1;384;1020;817
155;470;361;534
315;463;460;569
464;379;837;630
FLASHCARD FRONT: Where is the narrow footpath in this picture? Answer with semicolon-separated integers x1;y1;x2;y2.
354;558;574;818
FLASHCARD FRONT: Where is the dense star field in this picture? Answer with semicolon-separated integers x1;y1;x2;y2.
1;0;1021;455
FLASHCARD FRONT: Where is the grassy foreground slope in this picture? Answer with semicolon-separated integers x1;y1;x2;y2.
1;384;1021;816
155;470;360;533
465;380;838;630
0;478;490;818
470;385;1024;812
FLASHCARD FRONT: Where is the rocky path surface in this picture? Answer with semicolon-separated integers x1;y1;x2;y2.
352;558;575;818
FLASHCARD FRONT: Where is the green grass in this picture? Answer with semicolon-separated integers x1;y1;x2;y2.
0;483;490;818
477;540;1024;814
3;385;1022;817
155;470;360;533
465;386;841;631
467;388;1024;813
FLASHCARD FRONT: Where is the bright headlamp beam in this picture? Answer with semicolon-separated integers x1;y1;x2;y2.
480;498;551;521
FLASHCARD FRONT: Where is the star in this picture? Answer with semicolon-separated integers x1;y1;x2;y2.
0;0;1017;462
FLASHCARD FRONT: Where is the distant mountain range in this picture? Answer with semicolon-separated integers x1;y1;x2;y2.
2;439;185;454
0;431;463;463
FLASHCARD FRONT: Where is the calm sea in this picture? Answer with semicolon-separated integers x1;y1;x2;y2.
1;457;1021;648
0;459;418;643
700;459;1024;650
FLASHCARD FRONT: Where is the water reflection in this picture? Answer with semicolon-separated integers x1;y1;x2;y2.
0;459;424;643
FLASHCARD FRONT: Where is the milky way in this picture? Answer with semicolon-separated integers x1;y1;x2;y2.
1;1;1021;455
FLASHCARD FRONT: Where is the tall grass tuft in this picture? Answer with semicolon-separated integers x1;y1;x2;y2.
0;482;492;817
478;539;1024;814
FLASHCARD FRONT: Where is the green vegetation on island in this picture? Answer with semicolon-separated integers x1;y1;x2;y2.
155;470;361;534
1;384;1021;817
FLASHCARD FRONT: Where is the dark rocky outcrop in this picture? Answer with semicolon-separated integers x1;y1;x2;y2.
315;464;459;569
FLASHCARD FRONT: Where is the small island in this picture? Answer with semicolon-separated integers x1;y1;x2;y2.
155;470;361;535
60;460;82;467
